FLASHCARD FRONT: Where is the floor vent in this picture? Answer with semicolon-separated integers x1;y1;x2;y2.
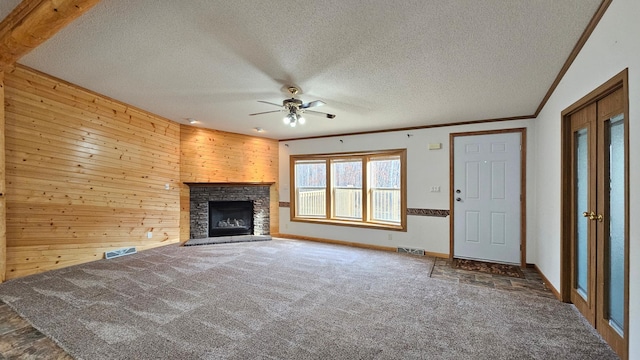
397;247;425;256
105;247;137;259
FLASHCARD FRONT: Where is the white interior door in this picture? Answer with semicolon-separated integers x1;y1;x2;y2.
453;132;521;264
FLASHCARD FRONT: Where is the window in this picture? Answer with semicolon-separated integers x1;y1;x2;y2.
332;158;363;219
369;156;402;223
290;149;406;230
294;160;326;217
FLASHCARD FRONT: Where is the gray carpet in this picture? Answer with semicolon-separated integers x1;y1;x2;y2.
0;239;617;359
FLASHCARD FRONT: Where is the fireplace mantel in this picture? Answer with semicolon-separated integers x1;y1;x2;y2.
184;182;275;187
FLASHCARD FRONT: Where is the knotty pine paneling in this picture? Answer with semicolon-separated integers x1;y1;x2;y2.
180;126;279;241
3;66;181;279
0;72;5;282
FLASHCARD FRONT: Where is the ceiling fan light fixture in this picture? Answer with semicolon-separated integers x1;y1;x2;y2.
251;88;335;127
284;112;297;125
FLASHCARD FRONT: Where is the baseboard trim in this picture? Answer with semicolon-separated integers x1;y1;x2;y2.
275;234;562;300
274;233;397;253
424;251;449;259
533;264;562;301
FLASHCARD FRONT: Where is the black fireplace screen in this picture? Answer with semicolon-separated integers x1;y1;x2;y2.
209;201;254;237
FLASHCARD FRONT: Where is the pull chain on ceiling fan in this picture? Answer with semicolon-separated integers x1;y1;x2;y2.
249;86;336;127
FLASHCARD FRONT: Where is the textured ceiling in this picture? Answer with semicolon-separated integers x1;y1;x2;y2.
4;0;603;139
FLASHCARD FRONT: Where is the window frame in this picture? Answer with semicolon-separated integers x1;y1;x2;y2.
290;149;407;231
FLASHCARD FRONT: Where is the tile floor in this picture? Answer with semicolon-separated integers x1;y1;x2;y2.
0;256;555;358
0;303;71;359
430;257;556;299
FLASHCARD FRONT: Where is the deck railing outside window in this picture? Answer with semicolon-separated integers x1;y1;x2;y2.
297;188;325;217
370;188;401;223
297;187;400;223
333;187;362;219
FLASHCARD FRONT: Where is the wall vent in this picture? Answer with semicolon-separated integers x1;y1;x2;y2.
105;247;137;259
397;247;424;256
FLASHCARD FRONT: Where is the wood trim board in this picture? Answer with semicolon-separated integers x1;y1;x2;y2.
533;264;561;301
274;233;397;253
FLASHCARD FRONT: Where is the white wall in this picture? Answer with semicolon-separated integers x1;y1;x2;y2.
279;119;536;261
279;0;639;355
533;0;639;357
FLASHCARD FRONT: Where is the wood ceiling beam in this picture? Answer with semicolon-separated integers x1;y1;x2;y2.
0;0;101;72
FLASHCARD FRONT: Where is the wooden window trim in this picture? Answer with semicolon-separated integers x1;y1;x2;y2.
290;149;407;231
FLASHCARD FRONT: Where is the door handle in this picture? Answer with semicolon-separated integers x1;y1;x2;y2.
456;197;462;202
582;211;603;222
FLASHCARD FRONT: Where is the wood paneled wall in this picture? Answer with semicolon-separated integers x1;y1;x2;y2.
3;66;181;279
0;65;279;280
180;126;279;241
0;71;5;282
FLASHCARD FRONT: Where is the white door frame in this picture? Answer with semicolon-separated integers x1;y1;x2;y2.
449;128;527;268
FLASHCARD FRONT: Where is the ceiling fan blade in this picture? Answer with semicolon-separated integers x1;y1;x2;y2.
301;100;326;109
305;110;336;119
257;100;283;107
249;110;282;116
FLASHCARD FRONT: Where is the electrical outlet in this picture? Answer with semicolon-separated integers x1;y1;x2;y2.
147;231;153;239
388;233;393;241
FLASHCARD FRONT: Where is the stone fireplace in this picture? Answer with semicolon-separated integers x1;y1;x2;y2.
187;183;271;240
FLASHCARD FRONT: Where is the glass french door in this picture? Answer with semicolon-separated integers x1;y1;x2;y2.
568;86;628;359
569;103;596;324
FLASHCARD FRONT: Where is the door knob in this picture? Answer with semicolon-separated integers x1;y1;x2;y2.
583;211;604;222
456;197;462;202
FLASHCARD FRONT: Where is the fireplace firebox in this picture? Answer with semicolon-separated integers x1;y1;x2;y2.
209;201;254;237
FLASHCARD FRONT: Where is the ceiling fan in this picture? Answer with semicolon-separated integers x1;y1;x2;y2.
249;86;336;127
